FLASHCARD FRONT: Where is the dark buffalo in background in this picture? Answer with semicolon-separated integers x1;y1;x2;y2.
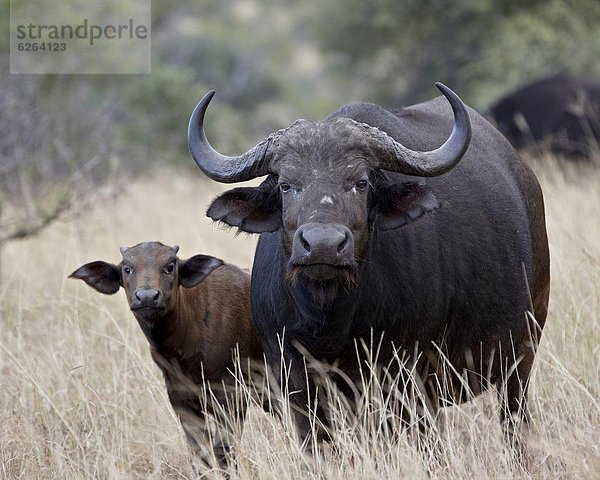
187;84;550;449
488;72;600;159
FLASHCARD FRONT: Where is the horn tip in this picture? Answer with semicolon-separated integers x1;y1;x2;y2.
435;82;451;95
194;90;216;112
203;90;216;102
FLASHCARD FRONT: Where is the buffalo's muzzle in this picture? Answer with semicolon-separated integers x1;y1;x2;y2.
131;288;164;311
291;223;354;272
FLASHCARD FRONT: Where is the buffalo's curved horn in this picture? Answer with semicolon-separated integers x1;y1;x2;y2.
363;82;471;177
188;91;282;183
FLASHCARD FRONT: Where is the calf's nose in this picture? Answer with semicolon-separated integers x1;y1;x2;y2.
132;288;161;308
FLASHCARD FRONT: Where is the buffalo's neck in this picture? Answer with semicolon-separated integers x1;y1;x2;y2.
287;275;360;355
135;298;193;362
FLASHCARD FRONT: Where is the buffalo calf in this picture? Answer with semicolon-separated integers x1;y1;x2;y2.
70;241;261;471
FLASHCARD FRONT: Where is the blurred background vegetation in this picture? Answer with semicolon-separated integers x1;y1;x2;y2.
1;0;599;240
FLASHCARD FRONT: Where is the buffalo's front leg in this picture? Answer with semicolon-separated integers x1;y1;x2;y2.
264;341;322;447
171;396;238;472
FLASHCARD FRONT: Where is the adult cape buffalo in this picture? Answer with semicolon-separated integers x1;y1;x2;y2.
188;83;550;444
488;73;600;158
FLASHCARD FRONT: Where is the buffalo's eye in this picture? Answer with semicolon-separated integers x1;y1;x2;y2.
123;266;133;275
353;179;369;192
280;183;291;193
163;263;175;274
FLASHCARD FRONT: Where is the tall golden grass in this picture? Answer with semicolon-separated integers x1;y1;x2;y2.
1;160;598;479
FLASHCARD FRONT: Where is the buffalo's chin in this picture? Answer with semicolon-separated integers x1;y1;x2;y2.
130;306;166;321
290;262;356;283
287;263;357;307
301;264;345;280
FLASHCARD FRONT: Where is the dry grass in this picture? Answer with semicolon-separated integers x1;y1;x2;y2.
1;160;598;479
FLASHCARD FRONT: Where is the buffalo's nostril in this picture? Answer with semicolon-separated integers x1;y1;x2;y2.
337;231;349;254
300;232;311;253
152;291;159;301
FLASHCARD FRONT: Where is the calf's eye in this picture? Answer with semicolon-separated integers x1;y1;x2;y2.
123;266;132;275
280;183;291;193
163;263;175;274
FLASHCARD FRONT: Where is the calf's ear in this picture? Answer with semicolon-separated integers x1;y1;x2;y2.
207;174;281;233
373;181;440;231
69;261;121;295
179;255;224;288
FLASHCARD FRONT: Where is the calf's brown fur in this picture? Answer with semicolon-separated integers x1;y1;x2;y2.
69;241;261;470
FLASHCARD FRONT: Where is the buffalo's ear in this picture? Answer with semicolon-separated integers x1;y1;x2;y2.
179;255;224;288
207;174;281;233
69;261;121;295
373;181;440;231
